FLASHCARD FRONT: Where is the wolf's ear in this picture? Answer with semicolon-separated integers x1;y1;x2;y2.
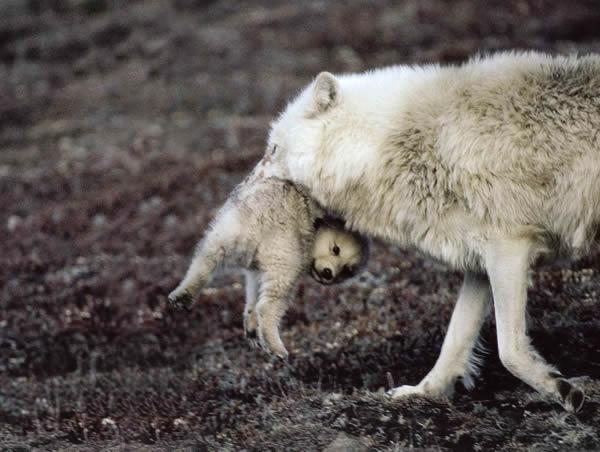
311;71;339;114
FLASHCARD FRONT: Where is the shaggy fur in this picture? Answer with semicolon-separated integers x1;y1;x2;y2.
253;51;599;411
168;177;368;358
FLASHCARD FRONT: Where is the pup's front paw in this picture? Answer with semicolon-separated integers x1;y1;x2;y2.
167;288;194;309
244;309;259;338
244;310;260;348
257;326;288;359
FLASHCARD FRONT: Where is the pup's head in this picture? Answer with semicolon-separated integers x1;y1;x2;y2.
310;218;369;285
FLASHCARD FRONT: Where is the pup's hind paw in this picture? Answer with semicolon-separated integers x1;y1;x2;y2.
556;378;584;413
167;288;194;310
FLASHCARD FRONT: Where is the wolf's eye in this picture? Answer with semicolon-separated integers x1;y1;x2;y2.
332;245;340;256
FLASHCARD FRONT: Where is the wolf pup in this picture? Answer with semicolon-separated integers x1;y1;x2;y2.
253;51;600;411
168;177;368;358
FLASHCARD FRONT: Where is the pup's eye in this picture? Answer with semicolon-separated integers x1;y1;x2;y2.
332;245;340;256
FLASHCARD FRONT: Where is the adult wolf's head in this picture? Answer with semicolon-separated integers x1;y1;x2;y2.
265;71;381;192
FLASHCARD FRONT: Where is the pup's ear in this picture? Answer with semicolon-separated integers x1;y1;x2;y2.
311;71;339;114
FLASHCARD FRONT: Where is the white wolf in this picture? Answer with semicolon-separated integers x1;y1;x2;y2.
168;176;368;358
253;51;600;411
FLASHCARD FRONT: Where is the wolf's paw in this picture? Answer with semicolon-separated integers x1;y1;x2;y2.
556;378;584;413
387;384;427;400
387;377;454;400
167;288;194;310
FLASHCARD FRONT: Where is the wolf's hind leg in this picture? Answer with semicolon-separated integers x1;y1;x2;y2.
168;238;225;309
485;238;584;412
243;270;260;341
389;272;491;399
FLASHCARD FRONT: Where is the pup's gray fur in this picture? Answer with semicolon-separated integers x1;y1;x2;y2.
168;177;368;358
258;51;599;411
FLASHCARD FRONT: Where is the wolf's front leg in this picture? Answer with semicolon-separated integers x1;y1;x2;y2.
243;270;260;341
485;238;584;412
389;272;491;400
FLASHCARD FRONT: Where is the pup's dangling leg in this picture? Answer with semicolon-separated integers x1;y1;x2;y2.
254;240;302;359
255;272;296;359
243;270;260;343
168;237;226;309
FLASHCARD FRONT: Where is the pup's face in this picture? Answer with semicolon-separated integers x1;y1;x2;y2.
310;224;368;285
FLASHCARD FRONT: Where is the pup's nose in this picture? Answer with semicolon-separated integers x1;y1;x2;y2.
321;268;333;280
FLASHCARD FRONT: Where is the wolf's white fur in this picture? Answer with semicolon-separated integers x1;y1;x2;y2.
254;51;598;411
168;177;368;358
